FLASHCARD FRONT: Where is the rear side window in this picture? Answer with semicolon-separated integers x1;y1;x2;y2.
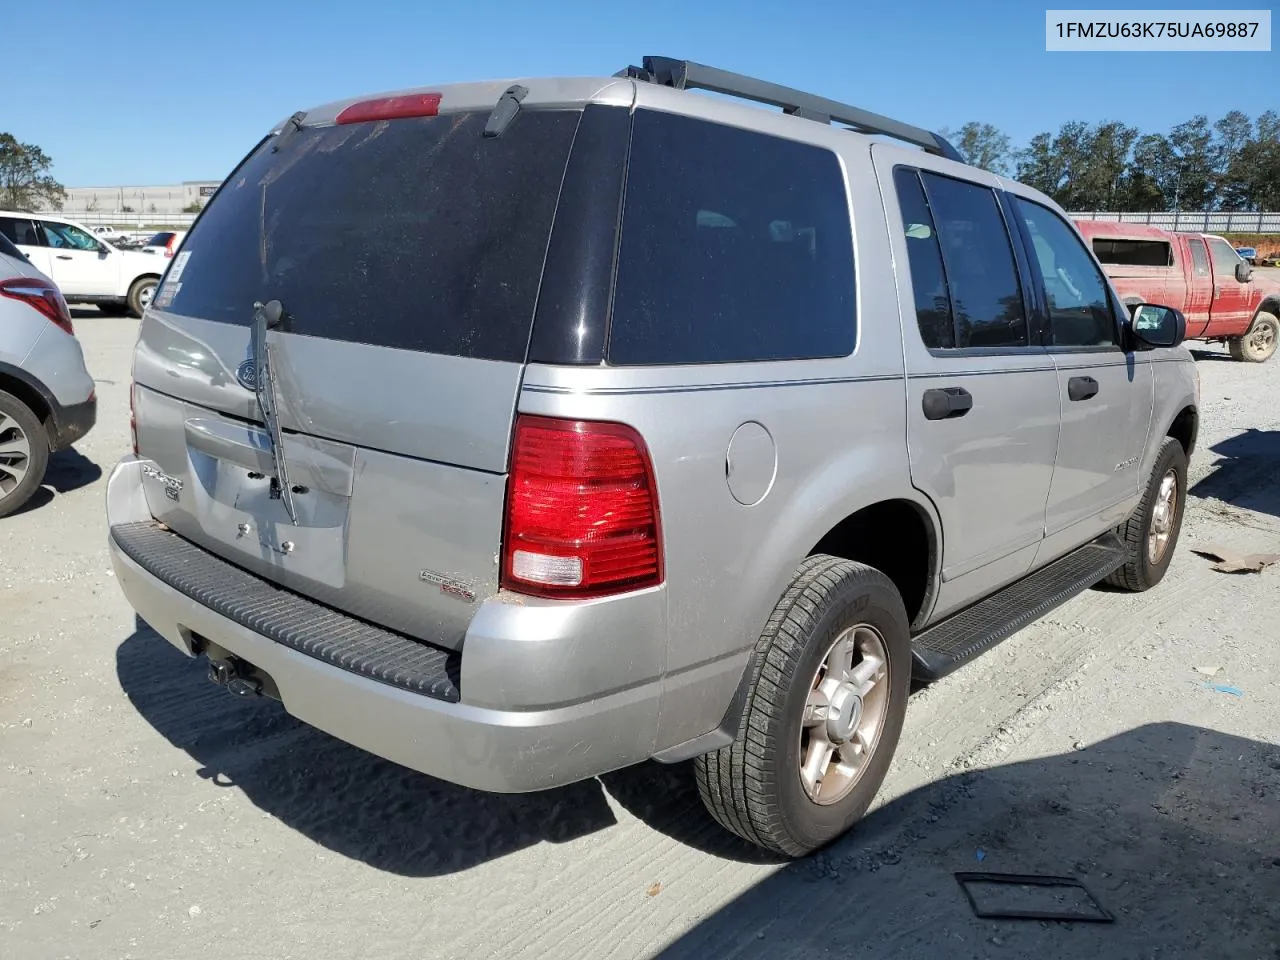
160;110;581;362
1091;238;1172;267
0;217;40;246
0;231;22;261
919;172;1027;349
1188;238;1210;277
607;110;855;366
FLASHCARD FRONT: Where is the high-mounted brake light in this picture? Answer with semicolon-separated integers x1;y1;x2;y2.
0;277;74;336
336;93;443;125
502;416;664;599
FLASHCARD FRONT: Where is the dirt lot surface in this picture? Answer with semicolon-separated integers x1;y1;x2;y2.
3;307;1278;960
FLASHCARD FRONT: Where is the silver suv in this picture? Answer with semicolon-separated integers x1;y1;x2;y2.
106;58;1198;857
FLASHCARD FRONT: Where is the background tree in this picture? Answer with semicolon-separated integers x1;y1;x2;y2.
955;109;1280;212
0;133;66;211
944;122;1013;175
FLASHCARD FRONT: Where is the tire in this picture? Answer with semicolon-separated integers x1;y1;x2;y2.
694;556;912;857
1227;311;1279;363
126;277;158;318
0;390;49;519
1105;437;1187;592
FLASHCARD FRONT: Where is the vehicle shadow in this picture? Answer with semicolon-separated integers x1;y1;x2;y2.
1187;348;1235;363
115;619;624;876
8;448;103;517
1190;428;1280;520
658;722;1280;959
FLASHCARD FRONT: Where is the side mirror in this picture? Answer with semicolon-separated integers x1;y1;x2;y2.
1235;260;1253;283
1128;303;1186;350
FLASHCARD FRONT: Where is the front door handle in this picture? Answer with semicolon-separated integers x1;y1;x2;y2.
1068;376;1099;401
56;254;73;260
922;387;973;420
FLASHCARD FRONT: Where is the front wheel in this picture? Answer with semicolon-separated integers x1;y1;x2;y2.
1228;311;1279;363
0;390;50;519
1105;437;1187;592
694;556;912;857
126;277;158;318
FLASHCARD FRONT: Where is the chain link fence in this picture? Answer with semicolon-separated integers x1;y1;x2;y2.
1069;211;1280;233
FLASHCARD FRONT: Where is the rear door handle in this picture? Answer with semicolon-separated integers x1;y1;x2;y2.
1068;376;1099;402
922;387;973;420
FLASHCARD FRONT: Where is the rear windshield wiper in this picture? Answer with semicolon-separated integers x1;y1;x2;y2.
250;299;298;524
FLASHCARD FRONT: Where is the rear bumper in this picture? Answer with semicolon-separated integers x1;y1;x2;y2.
105;456;663;793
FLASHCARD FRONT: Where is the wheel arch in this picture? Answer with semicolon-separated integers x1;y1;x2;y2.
809;497;941;630
656;493;942;765
0;361;56;444
1166;404;1199;460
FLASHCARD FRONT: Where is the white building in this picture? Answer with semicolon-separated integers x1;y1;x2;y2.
60;181;222;217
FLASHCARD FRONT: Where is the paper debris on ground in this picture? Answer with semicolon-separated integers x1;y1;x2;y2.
1192;544;1280;574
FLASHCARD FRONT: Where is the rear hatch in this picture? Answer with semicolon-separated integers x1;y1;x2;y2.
130;98;585;650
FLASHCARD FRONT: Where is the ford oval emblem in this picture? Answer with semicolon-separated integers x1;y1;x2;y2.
235;360;257;391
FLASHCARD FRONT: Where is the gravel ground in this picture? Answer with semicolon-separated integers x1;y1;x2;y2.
2;305;1278;960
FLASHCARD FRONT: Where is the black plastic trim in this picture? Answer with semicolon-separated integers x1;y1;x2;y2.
621;56;963;161
50;395;96;450
110;521;461;703
526;104;631;365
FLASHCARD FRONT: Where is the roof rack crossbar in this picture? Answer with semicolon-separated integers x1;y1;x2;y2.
616;56;963;162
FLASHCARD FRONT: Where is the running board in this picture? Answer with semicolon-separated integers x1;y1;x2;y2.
911;533;1126;682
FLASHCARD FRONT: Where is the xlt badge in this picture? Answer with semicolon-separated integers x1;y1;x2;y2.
419;569;477;603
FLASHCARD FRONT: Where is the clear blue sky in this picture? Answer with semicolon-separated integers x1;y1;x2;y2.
7;0;1277;186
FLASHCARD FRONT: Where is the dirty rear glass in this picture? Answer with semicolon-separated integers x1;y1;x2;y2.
160;109;581;362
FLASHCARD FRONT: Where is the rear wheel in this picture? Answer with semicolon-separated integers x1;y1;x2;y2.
0;390;49;519
1228;311;1278;363
127;277;158;318
694;556;912;857
1105;437;1187;592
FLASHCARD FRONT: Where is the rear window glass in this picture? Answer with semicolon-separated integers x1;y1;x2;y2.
159;109;581;362
607;109;855;366
1091;238;1172;267
146;232;173;245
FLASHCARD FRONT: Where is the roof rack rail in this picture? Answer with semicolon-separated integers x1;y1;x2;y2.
616;56;963;163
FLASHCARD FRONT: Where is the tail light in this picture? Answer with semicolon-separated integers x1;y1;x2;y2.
164;236;176;258
129;381;139;455
0;277;74;336
502;415;663;599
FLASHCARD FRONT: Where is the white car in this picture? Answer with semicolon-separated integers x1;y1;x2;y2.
0;212;166;317
140;230;188;258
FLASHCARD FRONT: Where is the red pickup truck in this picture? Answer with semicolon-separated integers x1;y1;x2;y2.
1075;219;1280;362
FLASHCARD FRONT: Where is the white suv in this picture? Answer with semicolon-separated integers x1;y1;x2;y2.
0;212;165;317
